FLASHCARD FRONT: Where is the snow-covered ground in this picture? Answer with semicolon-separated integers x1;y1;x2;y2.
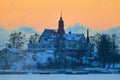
0;74;120;80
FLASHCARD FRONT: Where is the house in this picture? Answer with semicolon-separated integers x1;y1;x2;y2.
28;14;94;55
0;47;20;68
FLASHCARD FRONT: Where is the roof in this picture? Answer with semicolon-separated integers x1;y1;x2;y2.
39;29;57;39
43;29;57;34
39;28;85;41
2;48;19;53
63;34;85;40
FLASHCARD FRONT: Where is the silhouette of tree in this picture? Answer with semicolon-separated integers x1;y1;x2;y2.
96;34;112;68
111;34;120;68
29;33;40;44
8;32;27;50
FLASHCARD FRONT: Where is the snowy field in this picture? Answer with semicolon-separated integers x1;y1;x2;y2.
0;74;120;80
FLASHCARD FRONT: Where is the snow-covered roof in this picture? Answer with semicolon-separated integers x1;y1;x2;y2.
2;48;19;53
63;34;85;40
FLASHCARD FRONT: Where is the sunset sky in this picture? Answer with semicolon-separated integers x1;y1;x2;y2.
0;0;120;31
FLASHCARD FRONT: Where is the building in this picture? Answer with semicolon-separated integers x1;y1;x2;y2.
0;47;20;68
28;14;94;55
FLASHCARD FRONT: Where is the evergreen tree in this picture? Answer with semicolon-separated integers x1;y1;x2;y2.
96;34;112;68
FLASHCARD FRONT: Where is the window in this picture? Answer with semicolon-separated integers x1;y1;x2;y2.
47;45;51;48
62;44;66;48
42;45;45;48
73;45;76;48
69;45;71;48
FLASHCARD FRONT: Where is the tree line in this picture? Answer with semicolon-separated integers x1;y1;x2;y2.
93;33;120;68
2;32;120;69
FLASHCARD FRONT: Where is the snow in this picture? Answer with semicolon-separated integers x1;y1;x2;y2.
9;52;54;70
115;63;120;68
64;34;84;40
84;68;119;73
35;52;54;63
11;61;24;70
7;48;19;52
0;74;120;80
2;48;19;53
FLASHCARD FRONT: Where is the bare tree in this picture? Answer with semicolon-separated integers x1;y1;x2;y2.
111;34;120;68
29;33;40;44
8;32;27;50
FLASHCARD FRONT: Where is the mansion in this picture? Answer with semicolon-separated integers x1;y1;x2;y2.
28;15;94;55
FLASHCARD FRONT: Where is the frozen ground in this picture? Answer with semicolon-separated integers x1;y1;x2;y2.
0;74;120;80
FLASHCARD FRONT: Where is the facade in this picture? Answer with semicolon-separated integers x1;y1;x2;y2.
28;15;94;55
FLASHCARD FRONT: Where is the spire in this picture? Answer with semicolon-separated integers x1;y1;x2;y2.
60;11;62;20
57;11;65;34
86;28;90;43
61;11;62;17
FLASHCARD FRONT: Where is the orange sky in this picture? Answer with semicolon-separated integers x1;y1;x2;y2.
0;0;120;31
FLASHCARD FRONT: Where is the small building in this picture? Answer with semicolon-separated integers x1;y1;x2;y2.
0;48;20;68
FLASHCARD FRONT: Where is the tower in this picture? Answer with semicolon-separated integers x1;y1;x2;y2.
86;29;90;43
57;12;65;34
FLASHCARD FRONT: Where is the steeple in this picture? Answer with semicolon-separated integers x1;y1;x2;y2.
86;29;90;43
57;12;65;34
61;11;62;18
60;11;63;20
